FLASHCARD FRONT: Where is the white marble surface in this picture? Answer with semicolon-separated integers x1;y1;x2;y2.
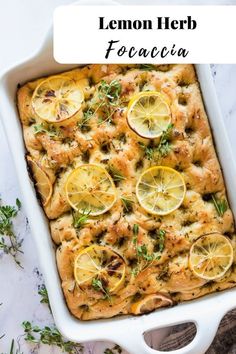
0;1;236;354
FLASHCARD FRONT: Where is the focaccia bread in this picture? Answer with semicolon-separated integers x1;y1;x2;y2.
17;64;236;320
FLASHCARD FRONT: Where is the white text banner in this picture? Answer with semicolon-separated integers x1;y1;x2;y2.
53;6;236;63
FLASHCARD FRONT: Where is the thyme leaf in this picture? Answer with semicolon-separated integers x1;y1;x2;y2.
107;166;125;184
152;229;166;253
157;229;166;252
132;223;139;243
131;224;139;275
121;196;134;213
73;210;91;229
211;194;228;217
136;244;158;262
38;284;51;312
16;198;21;210
138;64;156;71
92;278;111;300
33;123;61;138
91;278;103;291
138;143;155;161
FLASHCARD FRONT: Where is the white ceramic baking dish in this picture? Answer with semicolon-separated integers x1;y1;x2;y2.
1;3;236;354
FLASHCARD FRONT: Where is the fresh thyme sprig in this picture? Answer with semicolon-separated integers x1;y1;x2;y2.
136;243;161;264
156;123;173;158
131;224;163;276
83;79;124;126
0;198;23;268
38;284;51;312
211;194;228;217
98;80;121;106
91;278;111;300
139;124;173;161
0;199;21;234
94;80;122;125
33;123;61;138
73;210;91;229
22;321;84;353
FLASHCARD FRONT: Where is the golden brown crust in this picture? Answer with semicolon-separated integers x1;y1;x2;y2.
17;64;236;320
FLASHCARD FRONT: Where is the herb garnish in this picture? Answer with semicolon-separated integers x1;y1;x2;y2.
0;199;23;267
211;194;228;217
138;64;156;71
156;123;173;158
84;79;123;125
73;210;91;229
98;80;121;105
107;165;125;184
131;224;163;276
95;80;122;125
121;195;134;213
22;321;84;353
38;284;51;312
136;244;158;262
77;109;93;132
33;123;61;138
138;142;155;161
91;278;111;300
132;223;139;245
153;229;166;253
139;124;173;160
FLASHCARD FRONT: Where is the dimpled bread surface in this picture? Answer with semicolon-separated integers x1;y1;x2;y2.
17;64;236;320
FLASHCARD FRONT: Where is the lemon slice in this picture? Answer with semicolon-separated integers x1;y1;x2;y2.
32;76;84;123
127;91;171;139
189;233;234;280
136;166;186;215
131;293;173;315
27;156;52;206
65;164;117;216
74;245;126;294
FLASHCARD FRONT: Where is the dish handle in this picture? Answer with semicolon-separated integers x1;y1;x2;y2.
110;310;223;354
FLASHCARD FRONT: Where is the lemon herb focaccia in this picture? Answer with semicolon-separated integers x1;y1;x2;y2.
17;64;236;320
